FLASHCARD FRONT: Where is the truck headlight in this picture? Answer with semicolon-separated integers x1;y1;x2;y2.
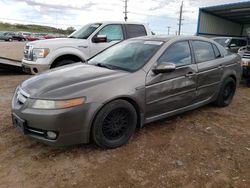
31;97;85;109
32;48;50;60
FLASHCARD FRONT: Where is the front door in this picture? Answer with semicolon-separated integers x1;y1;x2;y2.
145;41;197;121
90;24;124;57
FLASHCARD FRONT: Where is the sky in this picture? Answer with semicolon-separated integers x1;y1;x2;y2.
0;0;249;35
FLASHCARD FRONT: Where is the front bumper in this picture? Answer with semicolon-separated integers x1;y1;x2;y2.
22;59;50;74
11;90;101;146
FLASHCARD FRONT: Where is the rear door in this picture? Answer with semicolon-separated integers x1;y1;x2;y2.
124;24;147;39
145;41;198;120
191;40;224;102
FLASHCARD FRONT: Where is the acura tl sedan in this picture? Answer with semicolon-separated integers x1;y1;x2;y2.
11;36;242;148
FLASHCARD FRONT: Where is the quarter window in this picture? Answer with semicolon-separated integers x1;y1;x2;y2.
126;24;147;38
158;41;192;66
97;24;124;42
192;41;215;63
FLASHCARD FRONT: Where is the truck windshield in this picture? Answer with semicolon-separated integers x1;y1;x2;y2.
88;40;163;72
213;38;230;47
69;23;102;39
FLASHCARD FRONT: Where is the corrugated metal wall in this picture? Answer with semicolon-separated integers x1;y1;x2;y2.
198;11;242;36
242;24;250;37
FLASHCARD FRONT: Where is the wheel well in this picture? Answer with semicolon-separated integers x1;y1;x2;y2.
51;54;83;68
229;75;236;83
118;97;142;128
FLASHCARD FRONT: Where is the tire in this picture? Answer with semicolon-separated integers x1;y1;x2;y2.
8;38;12;42
247;79;250;88
53;59;76;68
215;77;236;107
92;100;137;149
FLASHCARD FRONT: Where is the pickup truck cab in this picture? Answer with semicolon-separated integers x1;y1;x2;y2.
22;21;152;74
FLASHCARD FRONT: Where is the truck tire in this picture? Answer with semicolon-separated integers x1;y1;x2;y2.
92;100;137;149
214;77;236;107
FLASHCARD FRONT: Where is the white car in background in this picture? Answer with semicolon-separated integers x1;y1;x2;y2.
22;21;152;74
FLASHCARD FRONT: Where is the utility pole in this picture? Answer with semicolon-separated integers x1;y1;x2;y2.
178;1;184;35
167;26;171;35
124;0;128;22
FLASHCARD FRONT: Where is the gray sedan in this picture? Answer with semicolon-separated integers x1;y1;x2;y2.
11;36;242;148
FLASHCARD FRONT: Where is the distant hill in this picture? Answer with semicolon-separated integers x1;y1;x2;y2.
0;22;75;34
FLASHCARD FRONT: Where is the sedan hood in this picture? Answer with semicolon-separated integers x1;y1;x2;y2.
21;63;128;99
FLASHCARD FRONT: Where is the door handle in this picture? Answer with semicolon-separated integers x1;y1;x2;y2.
218;64;224;69
185;72;196;77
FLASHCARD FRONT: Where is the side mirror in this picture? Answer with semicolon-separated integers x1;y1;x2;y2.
92;35;107;43
152;63;176;74
229;43;236;48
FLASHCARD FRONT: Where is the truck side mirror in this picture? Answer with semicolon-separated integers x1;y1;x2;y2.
92;35;107;43
229;43;236;48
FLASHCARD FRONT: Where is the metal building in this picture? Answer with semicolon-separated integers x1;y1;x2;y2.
197;1;250;38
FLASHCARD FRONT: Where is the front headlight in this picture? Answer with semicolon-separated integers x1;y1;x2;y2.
32;48;50;60
31;97;85;109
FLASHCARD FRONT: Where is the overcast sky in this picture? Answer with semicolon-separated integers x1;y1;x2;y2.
0;0;249;34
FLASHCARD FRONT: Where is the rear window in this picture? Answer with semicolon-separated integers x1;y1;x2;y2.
192;41;216;63
126;24;147;38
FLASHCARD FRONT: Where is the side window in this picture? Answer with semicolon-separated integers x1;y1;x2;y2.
212;44;221;58
192;41;215;63
238;39;247;47
230;39;238;46
126;24;147;38
97;24;124;42
158;41;192;66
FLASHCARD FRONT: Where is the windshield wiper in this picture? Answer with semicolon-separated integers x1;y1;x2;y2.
95;63;115;69
68;36;76;38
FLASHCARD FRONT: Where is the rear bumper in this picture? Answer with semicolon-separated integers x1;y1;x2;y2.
22;59;50;74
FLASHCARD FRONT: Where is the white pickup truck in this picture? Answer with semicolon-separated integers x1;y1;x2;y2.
22;21;152;74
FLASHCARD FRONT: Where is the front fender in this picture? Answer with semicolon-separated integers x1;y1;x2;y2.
46;47;89;66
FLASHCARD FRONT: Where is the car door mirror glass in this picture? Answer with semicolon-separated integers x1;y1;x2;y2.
152;63;176;74
93;35;107;43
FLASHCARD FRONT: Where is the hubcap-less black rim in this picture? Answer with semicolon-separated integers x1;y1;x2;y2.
102;108;130;140
223;82;234;102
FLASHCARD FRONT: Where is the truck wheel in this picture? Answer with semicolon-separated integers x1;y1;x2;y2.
8;38;12;42
215;77;236;107
92;100;137;149
53;59;76;68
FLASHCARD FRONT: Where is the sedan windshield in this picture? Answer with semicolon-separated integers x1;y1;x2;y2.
88;40;163;72
69;23;102;39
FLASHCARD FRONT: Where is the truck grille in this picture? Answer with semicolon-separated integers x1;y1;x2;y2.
24;44;33;61
243;52;250;59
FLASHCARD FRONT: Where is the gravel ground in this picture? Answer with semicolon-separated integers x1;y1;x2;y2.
0;72;250;188
0;41;26;60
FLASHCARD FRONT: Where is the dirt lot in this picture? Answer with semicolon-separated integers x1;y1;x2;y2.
0;70;249;188
0;41;26;61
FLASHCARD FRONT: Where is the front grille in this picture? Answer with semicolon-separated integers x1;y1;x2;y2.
16;88;30;105
23;45;33;61
243;52;250;59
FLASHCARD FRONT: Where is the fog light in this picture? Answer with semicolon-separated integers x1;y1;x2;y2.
33;68;38;73
46;131;57;139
